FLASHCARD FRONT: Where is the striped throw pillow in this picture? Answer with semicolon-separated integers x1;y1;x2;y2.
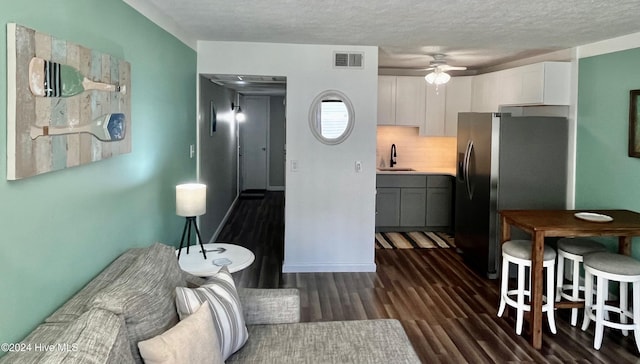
175;267;248;360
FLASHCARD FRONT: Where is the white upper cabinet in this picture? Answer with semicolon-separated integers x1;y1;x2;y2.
395;76;426;126
471;72;500;112
377;76;425;127
421;83;446;136
471;61;571;111
378;62;570;129
376;75;473;137
421;77;472;137
499;62;570;106
444;76;472;137
377;75;396;125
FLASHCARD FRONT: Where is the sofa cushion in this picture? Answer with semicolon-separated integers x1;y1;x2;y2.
226;319;421;363
138;301;224;364
175;266;248;360
0;308;133;364
92;243;186;363
46;247;144;323
236;288;300;325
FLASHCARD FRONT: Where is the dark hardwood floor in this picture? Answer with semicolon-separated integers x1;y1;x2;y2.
218;191;640;363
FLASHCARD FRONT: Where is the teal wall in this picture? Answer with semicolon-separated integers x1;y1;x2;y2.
0;1;197;346
576;47;640;253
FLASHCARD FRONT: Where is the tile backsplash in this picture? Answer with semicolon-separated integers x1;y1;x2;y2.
376;126;456;170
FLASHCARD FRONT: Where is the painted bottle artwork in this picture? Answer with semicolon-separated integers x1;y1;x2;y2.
7;23;132;180
28;57;126;97
30;113;126;142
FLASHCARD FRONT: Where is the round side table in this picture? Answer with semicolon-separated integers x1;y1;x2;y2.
176;243;255;277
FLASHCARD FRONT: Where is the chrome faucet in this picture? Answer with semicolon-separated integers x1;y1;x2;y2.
390;144;397;167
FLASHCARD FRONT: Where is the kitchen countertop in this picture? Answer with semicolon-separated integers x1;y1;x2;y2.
376;167;456;177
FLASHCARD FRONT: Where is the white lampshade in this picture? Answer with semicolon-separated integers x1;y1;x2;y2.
425;71;451;85
176;183;207;217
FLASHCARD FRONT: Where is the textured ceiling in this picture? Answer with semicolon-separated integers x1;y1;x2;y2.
139;0;640;72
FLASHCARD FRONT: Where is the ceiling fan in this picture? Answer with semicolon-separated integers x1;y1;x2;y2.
423;54;467;85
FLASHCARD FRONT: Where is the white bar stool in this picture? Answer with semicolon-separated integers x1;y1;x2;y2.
555;237;607;326
498;239;557;335
581;252;640;351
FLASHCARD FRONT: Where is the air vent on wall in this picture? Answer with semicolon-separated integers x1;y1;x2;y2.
333;51;364;69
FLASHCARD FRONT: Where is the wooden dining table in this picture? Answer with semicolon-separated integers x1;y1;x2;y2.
499;209;640;349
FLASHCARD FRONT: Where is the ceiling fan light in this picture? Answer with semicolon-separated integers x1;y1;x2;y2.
436;72;451;84
425;71;451;85
424;72;435;84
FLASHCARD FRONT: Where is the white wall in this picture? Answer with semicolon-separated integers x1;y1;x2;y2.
198;41;378;272
198;78;239;242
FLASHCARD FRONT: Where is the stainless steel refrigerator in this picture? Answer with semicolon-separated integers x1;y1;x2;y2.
455;112;568;278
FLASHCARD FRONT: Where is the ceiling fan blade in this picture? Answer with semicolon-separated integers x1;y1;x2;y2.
441;65;467;71
423;67;437;71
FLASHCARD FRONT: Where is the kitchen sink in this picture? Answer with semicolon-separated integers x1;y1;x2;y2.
377;168;415;172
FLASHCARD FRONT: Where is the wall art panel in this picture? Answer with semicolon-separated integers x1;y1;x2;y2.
6;23;131;180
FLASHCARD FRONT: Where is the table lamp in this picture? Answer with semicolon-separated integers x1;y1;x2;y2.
176;183;207;260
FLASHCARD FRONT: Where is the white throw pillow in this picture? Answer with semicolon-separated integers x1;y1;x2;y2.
175;266;249;360
137;301;223;364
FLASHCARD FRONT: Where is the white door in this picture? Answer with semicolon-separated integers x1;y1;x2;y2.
241;96;269;191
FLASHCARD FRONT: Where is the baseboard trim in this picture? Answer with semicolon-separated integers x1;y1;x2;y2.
208;195;239;243
282;262;376;273
268;185;285;191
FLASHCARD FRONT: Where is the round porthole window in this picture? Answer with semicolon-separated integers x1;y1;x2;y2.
308;90;355;145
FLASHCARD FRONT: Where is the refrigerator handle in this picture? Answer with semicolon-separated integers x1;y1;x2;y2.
457;140;471;183
464;140;474;199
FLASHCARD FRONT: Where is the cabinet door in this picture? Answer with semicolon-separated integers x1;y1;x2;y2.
471;73;499;112
426;187;452;227
395;76;426;127
541;62;571;105
519;64;545;104
376;188;400;226
422;83;446;136
471;62;570;109
499;68;519;105
377;76;396;125
400;188;427;227
444;76;472;137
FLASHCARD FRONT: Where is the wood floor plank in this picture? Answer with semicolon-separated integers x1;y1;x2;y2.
443;317;494;364
431;323;470;363
475;314;540;362
218;192;640;363
347;291;368;320
415;319;447;357
402;320;443;364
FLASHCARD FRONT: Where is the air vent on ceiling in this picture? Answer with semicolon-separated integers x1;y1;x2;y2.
333;51;364;69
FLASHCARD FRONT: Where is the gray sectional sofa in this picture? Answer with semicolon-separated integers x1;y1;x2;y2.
0;243;420;363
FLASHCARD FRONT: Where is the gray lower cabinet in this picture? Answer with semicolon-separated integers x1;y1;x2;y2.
400;188;427;226
376;188;400;226
426;188;451;226
376;174;452;231
426;175;453;227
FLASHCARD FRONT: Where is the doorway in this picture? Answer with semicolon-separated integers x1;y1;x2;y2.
199;74;286;242
240;95;269;192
